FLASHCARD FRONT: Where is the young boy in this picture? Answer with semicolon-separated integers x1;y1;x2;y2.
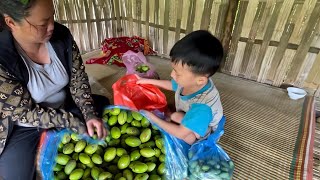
137;30;224;144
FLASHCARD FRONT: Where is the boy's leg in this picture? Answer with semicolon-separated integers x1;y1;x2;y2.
170;111;185;124
0;125;43;180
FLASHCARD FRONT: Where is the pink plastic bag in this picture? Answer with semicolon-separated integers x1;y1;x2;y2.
122;50;159;79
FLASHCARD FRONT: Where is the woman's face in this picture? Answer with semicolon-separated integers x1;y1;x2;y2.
11;0;55;43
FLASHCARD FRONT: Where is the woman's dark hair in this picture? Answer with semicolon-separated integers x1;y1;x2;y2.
0;0;37;31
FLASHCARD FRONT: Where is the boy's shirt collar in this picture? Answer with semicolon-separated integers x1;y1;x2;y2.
172;79;212;100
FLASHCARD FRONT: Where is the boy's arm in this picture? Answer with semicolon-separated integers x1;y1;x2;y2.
137;78;172;91
143;111;193;140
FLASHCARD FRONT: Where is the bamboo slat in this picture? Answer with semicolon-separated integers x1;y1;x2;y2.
240;2;266;77
273;49;296;86
114;0;122;36
136;0;142;37
244;44;261;79
208;0;221;35
305;51;320;85
163;0;170;55
271;0;294;41
259;46;277;84
231;42;246;76
289;0;318;45
214;0;229;39
241;0;259;37
154;0;160;52
285;4;320;85
92;0;102;46
126;0;133;37
145;0;150;40
254;1;282;81
255;1;276;40
223;1;248;73
200;0;214;30
174;0;183;42
295;52;318;87
186;0;197;34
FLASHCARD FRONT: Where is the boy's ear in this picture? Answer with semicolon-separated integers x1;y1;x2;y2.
196;75;208;86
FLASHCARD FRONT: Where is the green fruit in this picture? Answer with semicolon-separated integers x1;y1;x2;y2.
154;148;161;157
107;165;119;174
141;66;149;72
111;156;120;164
69;169;84;180
139;141;155;149
102;115;108;123
141;117;150;127
84;144;98;155
134;173;149;180
127;112;133;123
131;111;143;120
146;162;156;172
120;123;129;134
96;146;103;155
149;174;161;180
126;127;140;136
72;153;79;160
123;169;133;180
71;133;81;142
131;120;141;127
111;127;121;139
64;160;77;175
125;136;141;147
56;171;68;179
77;163;86;169
53;163;63;171
157;163;165;175
108;139;120;146
114;173;122;180
63;143;75;154
105;136;111;143
108;115;118;126
159;154;165;162
61;133;71;144
155;139;163;149
91;167;100;180
145;156;158;163
130;161;148;173
98;172;112;180
85;161;95;168
116;148;128;156
91;153;103;164
117;155;130;169
109;108;121;115
130;150;141;161
104;147;116;162
56;154;71;165
140;148;155;158
140;128;151;143
102;109;110;117
83;168;91;179
118;111;127;125
79;153;91;164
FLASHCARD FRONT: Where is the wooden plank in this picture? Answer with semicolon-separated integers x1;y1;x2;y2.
295;52;318;87
285;4;320;84
214;0;229;39
271;0;295;41
154;0;160;52
289;0;318;45
222;0;248;74
83;0;93;50
174;0;183;42
114;0;122;36
255;1;276;40
186;0;197;34
241;0;259;37
102;0;110;39
127;0;133;37
240;2;266;76
92;0;102;46
136;0;142;37
163;0;170;55
258;46;277;83
200;0;214;30
244;44;261;79
208;0;221;35
274;49;296;86
253;1;282;80
145;0;150;39
220;0;239;71
267;23;294;82
305;52;320;84
231;42;246;76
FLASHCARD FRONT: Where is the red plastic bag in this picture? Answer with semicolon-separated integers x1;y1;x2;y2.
112;74;167;112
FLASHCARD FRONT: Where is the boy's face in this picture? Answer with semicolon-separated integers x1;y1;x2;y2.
170;62;206;89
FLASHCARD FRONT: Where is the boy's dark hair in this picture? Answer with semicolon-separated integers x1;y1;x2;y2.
170;30;223;77
0;0;37;32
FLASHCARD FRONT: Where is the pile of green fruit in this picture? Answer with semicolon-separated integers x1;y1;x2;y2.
187;151;234;180
135;64;150;73
52;107;166;180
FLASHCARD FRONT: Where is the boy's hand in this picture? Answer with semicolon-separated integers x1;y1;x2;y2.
136;78;152;85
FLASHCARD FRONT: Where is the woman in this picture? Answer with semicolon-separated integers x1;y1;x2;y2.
0;0;109;179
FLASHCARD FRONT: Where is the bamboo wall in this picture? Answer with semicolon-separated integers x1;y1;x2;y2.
54;0;320;92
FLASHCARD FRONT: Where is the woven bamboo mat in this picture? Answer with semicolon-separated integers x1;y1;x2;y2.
85;55;316;180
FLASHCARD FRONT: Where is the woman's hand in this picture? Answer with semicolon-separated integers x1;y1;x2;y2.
86;119;108;139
